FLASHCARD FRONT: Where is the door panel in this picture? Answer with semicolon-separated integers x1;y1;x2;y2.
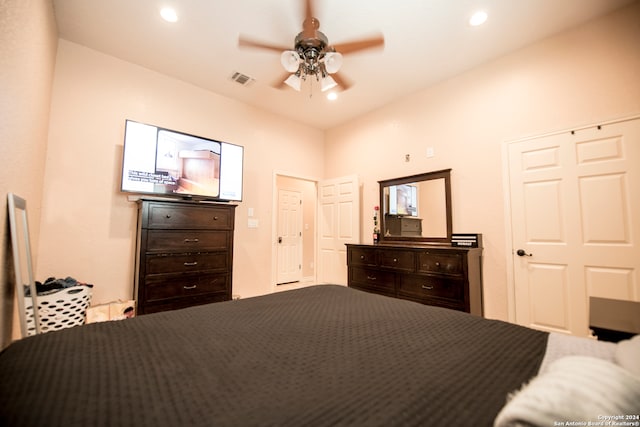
277;189;302;284
508;117;640;336
318;175;360;285
528;262;570;331
586;267;634;300
580;173;629;244
523;179;564;243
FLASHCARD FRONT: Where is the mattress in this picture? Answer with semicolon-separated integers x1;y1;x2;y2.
0;285;549;426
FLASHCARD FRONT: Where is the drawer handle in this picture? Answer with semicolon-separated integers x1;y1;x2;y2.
360;255;365;260
435;262;440;267
393;258;398;262
213;216;219;221
184;238;199;243
165;214;172;219
183;285;197;290
366;275;377;281
421;285;434;290
183;261;198;266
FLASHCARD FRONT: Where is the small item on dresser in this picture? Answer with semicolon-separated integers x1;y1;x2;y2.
373;205;380;244
451;233;482;248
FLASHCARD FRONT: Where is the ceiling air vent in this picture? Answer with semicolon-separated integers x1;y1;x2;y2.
230;71;255;86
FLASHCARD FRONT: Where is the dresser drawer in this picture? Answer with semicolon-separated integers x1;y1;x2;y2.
417;252;463;275
398;274;463;301
145;252;229;274
379;249;415;271
145;273;229;302
349;247;377;266
145;230;229;252
350;267;395;294
146;203;233;229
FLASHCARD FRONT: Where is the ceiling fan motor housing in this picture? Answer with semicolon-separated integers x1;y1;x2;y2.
294;30;329;76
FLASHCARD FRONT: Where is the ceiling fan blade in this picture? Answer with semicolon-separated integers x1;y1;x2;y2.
301;0;318;39
272;72;292;89
238;36;290;53
330;72;352;90
331;34;384;55
304;0;315;25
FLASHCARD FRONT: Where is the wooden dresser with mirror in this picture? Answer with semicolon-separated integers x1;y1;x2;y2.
347;169;484;316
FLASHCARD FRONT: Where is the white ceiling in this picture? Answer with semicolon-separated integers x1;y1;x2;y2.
52;0;635;130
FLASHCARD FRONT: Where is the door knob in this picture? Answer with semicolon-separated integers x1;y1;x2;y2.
516;249;532;257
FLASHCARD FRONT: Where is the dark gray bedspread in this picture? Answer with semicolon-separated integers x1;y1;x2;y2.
0;285;548;426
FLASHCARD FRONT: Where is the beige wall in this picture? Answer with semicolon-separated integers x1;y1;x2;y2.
36;40;324;306
0;0;58;348
324;2;640;320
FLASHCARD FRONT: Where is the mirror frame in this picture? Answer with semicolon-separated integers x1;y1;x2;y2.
7;193;40;336
378;169;452;244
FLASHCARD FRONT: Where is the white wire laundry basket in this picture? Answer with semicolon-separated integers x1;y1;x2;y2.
24;286;92;336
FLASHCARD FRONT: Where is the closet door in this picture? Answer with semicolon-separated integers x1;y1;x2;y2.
507;117;640;336
318;175;360;285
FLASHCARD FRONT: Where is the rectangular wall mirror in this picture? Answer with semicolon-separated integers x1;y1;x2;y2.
379;169;452;244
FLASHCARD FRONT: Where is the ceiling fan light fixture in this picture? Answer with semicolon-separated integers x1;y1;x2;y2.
160;7;178;23
284;74;302;91
280;51;301;73
320;74;337;92
469;11;488;26
323;52;343;74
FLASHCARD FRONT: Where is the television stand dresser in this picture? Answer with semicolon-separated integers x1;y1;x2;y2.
134;199;236;315
346;244;483;316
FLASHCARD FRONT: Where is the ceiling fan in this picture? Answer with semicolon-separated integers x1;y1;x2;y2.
238;0;384;92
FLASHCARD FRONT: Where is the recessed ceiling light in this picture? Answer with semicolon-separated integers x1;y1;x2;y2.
469;11;488;27
160;7;178;23
327;92;338;101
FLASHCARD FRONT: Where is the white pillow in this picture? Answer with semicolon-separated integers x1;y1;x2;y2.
538;332;616;374
615;334;640;376
494;356;640;427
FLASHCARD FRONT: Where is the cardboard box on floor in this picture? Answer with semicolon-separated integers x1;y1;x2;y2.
86;300;135;323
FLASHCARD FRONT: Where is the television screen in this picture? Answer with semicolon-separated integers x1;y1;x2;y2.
121;120;243;201
388;184;417;216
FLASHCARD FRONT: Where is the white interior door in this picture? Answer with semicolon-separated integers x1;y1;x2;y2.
277;189;302;284
507;117;640;336
318;175;360;285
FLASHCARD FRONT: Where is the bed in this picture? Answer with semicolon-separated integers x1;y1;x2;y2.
1;285;638;426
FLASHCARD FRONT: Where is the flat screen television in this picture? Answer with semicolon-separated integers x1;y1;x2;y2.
121;120;243;202
388;184;417;217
